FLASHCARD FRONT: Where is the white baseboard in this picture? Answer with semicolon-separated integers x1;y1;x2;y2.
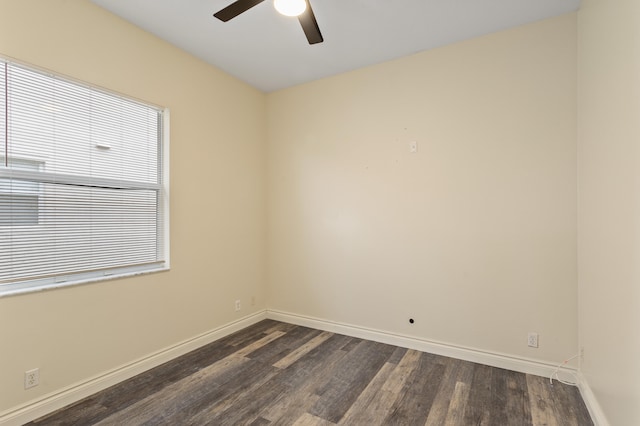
577;372;610;426
2;309;590;426
0;310;267;426
266;309;578;383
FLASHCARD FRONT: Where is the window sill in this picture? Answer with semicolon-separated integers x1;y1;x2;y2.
0;267;171;298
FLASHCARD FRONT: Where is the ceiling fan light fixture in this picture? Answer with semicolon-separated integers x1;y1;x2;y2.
273;0;306;17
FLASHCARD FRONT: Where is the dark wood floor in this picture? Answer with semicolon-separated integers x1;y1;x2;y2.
29;320;593;425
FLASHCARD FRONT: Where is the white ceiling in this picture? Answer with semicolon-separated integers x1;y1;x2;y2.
91;0;580;92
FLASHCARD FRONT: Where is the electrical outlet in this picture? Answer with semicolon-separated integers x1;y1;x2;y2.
580;346;585;362
251;296;255;306
25;368;39;389
527;332;539;348
235;300;241;311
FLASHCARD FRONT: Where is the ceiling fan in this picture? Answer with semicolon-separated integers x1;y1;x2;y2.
213;0;323;45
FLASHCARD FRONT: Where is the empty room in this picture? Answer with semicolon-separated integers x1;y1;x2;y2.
0;0;637;425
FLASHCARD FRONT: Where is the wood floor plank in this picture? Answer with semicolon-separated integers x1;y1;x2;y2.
28;321;594;426
206;380;291;426
506;369;533;426
382;352;447;425
273;331;333;369
29;335;242;425
92;355;250;425
309;340;397;423
381;350;424;395
339;349;422;425
549;381;579;426
339;336;363;352
249;417;272;426
246;327;322;366
263;342;362;426
562;383;595;426
424;358;475;426
266;334;353;391
462;363;492;425
443;380;471;426
264;320;300;335
218;319;281;347
548;379;594;426
260;336;353;424
233;330;287;357
178;360;282;424
337;362;396;425
95;332;285;425
388;346;409;364
182;361;283;424
266;393;321;426
527;374;559;426
292;412;336;426
488;367;509;425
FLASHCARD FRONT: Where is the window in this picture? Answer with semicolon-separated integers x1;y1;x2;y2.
0;157;43;226
0;59;169;295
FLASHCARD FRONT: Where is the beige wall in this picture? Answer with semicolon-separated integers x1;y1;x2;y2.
0;0;266;411
578;0;640;424
267;15;578;363
9;1;634;421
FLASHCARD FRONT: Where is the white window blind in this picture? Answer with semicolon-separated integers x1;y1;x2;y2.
0;59;168;294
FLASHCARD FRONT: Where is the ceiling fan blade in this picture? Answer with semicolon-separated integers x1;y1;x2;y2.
298;0;323;44
214;0;266;22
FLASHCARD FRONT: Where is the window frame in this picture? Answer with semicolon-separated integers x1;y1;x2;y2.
0;58;171;297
